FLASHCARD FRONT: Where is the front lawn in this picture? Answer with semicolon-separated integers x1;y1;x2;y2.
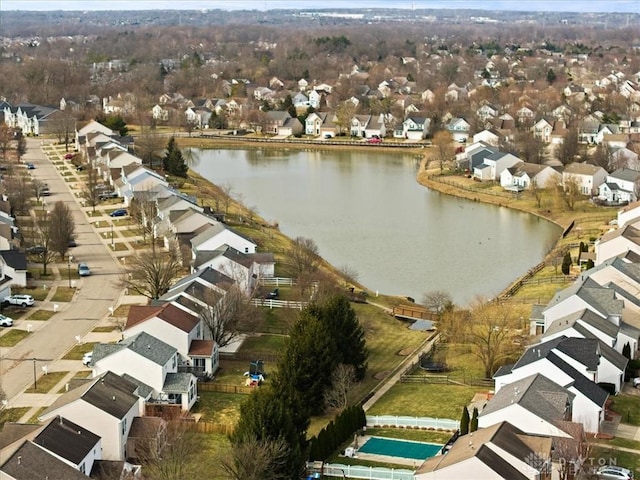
24;371;68;393
609;394;640;426
26;309;56;321
63;342;98;360
590;444;640;475
50;286;76;302
0;329;31;347
0;408;30;427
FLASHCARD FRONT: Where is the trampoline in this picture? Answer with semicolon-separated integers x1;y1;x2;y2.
358;437;443;460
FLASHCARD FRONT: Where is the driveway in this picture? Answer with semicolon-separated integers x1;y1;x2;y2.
0;139;124;400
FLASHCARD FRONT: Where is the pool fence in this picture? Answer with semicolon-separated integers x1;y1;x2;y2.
308;463;415;480
366;415;459;431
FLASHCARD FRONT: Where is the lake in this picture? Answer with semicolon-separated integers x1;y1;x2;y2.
190;147;561;306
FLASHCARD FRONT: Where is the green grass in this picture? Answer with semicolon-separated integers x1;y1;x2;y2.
192;391;244;425
63;342;98;360
238;334;287;354
364;427;453;444
367;383;479;420
12;287;48;301
191;433;233;479
28;407;47;423
590;444;640;473
0;329;31;347
27;309;56;321
600;438;640;451
0;407;30;427
609;395;640;426
24;371;69;393
50;286;76;302
92;325;117;332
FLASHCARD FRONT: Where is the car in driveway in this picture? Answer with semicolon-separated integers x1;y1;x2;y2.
64;153;75;159
633;377;640;388
77;263;91;276
596;465;634;479
82;351;93;366
367;135;382;144
0;314;13;327
110;209;127;217
3;294;35;307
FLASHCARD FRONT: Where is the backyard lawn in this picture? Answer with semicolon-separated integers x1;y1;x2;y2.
608;394;640;426
367;383;480;420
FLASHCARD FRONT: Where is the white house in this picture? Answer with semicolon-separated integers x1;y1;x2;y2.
478;373;575;438
191;223;257;256
597;168;640;205
414;422;552;480
0;441;94;480
493;339;608;433
446;117;471;143
500;162;560;191
39;372;143;461
595;224;640;265
472;129;500;146
562;163;607;196
402;117;430;140
91;332;198;412
473;152;522;182
124;303;219;378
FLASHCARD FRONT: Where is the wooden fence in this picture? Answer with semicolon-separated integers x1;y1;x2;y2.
197;382;254;394
190;421;235;435
400;374;494;388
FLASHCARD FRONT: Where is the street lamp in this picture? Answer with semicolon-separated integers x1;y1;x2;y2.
67;256;72;288
111;223;114;247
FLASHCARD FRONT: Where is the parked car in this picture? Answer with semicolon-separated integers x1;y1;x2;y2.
596;465;634;479
110;209;127;217
367;136;382;144
633;377;640;388
99;191;118;201
0;314;13;327
77;263;91;276
265;288;279;300
3;294;35;307
27;245;46;254
68;238;77;247
82;351;93;366
25;162;35;169
39;185;51;196
64;153;74;159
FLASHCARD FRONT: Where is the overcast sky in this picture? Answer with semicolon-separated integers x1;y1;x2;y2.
1;0;638;13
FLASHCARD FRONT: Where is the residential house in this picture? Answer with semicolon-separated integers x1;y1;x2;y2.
611;147;640;170
91;332;198;412
3;103;62;136
541;314;629;392
516;106;535;125
160;208;219;251
597;168;640;205
264;111;291;135
350;115;371;138
476;102;499;122
193;244;262;292
562;163;607;196
305;112;328;136
0;440;92;480
473;152;522;182
0;250;28;288
595;224;640;265
455;142;497;172
39;372;143;461
292;92;310;109
414;422;552;480
402;117;430;140
151;104;170;122
618;201;640;228
75;120;115;148
578;117;600;144
190;222;257;257
124;303;218;378
533;118;553;143
115;165;168;206
472;129;500;146
478;373;575;438
32;416;102;475
493;339;608;433
446;117;471;143
500;163;560;191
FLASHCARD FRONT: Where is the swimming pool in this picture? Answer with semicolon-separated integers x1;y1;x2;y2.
358;437;443;460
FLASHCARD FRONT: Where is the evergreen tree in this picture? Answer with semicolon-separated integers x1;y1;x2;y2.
546;68;557;84
96;113;129;136
470;407;479;432
307;293;368;380
623;342;631;360
561;251;572;275
274;310;337;416
460;406;470;435
163;137;188;177
231;387;306;480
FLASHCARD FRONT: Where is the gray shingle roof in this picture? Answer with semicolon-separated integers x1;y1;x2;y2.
163;372;194;393
33;416;100;465
0;441;89;480
480;373;573;426
120;331;177;366
547;353;608;407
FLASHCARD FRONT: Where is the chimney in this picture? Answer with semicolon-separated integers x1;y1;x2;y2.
17;456;21;465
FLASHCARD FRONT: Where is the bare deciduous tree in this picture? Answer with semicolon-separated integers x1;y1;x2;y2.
323;363;357;411
48;200;75;260
286;236;320;283
560;174;581;211
198;284;258;348
121;241;183;299
82;166;102;213
422;290;453;318
0;124;12;160
222;434;290;480
432;130;454;174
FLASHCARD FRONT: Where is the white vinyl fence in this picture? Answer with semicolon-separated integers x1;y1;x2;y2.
366;415;459;431
309;463;415;480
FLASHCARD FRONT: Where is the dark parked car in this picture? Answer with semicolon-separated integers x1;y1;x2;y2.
265;288;279;300
27;245;46;254
99;191;118;201
110;209;127;217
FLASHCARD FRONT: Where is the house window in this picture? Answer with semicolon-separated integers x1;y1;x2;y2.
79;463;85;474
194;358;205;369
244;247;249;253
122;418;127;436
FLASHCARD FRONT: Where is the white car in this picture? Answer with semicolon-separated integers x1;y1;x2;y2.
3;294;35;307
82;351;93;366
0;314;13;327
596;465;634;479
633;378;640;388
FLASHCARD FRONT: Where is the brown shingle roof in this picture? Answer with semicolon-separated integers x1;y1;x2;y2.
189;339;215;357
125;303;199;333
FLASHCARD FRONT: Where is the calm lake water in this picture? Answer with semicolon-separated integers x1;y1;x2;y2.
190;148;561;306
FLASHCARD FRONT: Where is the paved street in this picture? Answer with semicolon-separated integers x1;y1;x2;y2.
0;139;141;413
